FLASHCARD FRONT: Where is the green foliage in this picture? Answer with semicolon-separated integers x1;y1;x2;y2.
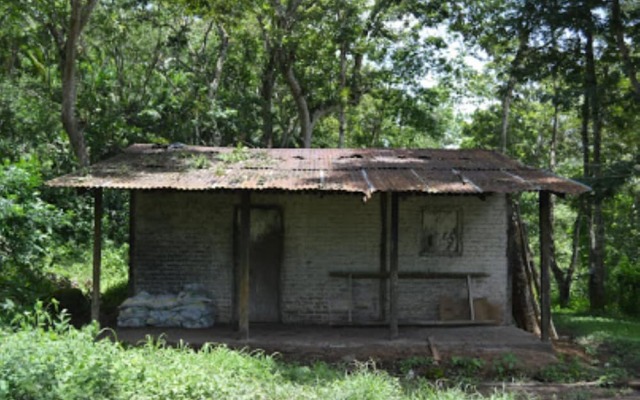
450;356;486;382
404;381;515;400
0;304;119;400
491;353;521;380
216;145;250;164
536;356;600;383
611;254;640;315
101;281;129;314
0;158;60;267
0;158;69;306
45;242;129;294
186;154;212;169
0;306;517;400
554;312;640;379
398;356;438;375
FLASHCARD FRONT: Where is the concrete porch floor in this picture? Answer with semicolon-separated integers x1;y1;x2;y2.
108;325;555;363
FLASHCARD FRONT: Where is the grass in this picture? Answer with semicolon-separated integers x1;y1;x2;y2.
552;310;640;383
0;307;518;400
44;242;129;294
553;311;640;341
15;244;639;397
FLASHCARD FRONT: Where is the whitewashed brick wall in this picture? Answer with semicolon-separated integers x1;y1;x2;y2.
133;191;508;325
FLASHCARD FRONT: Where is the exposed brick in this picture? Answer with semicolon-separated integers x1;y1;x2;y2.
133;191;508;325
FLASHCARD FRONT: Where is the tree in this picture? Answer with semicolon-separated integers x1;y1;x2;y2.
611;0;640;101
28;0;99;167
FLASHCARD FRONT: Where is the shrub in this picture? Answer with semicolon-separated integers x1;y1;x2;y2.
0;303;119;400
0;158;67;307
0;304;518;400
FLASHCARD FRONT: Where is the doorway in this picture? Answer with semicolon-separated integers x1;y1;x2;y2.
234;206;283;322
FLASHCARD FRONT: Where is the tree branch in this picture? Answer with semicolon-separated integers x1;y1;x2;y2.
60;0;98;167
611;0;640;101
279;50;312;148
207;23;229;101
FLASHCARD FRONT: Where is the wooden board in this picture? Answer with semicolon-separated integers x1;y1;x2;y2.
439;296;502;323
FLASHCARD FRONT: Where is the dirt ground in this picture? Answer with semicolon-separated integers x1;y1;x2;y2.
111;324;555;363
108;325;640;399
474;339;640;399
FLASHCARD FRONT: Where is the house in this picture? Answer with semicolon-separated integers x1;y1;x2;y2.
47;144;589;340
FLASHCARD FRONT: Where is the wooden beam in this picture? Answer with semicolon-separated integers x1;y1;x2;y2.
466;275;475;321
238;191;251;340
539;190;552;342
128;190;136;297
389;192;399;339
427;336;441;363
329;271;489;279
379;192;388;321
91;188;103;323
331;319;498;327
348;273;353;324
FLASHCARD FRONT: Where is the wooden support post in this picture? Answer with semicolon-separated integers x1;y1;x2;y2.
466;275;475;321
238;191;251;340
379;192;388;321
539;191;552;342
389;192;399;339
91;188;103;323
128;190;136;297
348;273;353;324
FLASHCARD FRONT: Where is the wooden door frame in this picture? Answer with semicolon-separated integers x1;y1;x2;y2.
232;204;284;325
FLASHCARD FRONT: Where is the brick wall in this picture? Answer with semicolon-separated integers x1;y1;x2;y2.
133;191;236;321
132;190;508;325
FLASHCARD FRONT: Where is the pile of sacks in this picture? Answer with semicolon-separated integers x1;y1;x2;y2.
117;284;215;328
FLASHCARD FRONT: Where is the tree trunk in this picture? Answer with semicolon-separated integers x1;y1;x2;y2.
558;210;582;308
207;24;229;146
509;198;540;335
257;17;275;148
500;85;514;154
338;42;347;148
579;40;595;309
500;26;530;153
547;89;577;308
548;98;563;305
61;0;98;168
585;24;606;311
261;52;276;147
207;24;229;102
611;0;640;101
281;59;313;148
519;200;558;339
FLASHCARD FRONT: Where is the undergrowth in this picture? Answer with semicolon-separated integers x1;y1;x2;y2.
0;304;517;400
44;242;129;294
553;311;640;382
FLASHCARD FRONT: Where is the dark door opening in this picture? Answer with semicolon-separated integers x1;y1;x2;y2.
235;206;283;323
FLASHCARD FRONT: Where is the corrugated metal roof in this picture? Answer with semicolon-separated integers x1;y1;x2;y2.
45;144;590;198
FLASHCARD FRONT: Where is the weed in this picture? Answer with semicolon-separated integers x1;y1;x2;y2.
217;145;250;164
44;241;129;294
536;356;600;383
185;154;211;169
0;307;521;400
398;356;437;375
492;353;521;380
440;356;487;385
554;312;640;379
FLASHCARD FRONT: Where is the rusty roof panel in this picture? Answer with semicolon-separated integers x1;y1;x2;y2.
46;144;590;197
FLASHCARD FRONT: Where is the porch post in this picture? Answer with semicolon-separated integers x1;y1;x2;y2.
389;192;399;339
238;191;251;340
539;190;552;342
379;192;388;322
91;188;103;323
128;190;136;297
